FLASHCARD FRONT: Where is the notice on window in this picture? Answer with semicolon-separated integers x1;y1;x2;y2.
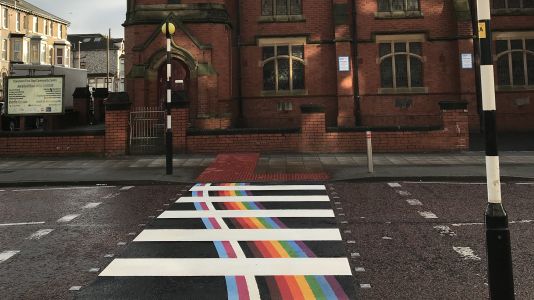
338;56;350;72
461;53;473;69
6;76;64;116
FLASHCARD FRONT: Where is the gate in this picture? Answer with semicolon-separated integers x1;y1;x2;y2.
129;107;166;155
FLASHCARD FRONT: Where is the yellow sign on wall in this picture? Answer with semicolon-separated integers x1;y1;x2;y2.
478;22;487;39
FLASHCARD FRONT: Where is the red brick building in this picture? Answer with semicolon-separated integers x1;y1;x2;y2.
124;0;534;132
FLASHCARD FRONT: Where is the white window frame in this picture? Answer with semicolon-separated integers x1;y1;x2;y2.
494;31;534;90
2;7;8;29
2;39;8;61
32;16;38;32
57;24;62;39
16;12;20;32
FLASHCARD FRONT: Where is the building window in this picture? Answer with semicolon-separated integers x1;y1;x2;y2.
23;15;27;30
379;41;424;90
33;17;38;32
16;13;20;31
492;0;534;9
262;45;305;92
2;39;7;61
378;0;420;12
56;48;63;65
2;7;8;29
11;39;22;62
44;20;48;35
58;24;62;39
262;0;302;16
31;41;39;64
496;38;534;88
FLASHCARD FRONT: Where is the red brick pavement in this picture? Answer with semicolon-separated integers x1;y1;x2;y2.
196;153;330;182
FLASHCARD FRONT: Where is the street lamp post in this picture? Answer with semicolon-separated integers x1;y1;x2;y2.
475;1;515;298
162;21;176;175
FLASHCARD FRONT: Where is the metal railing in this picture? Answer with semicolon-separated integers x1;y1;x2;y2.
129;107;166;155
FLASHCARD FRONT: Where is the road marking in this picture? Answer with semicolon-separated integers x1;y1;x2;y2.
99;258;352;277
418;211;438;219
433;225;456;236
388;183;401;188
516;182;534;185
12;186;115;192
190;185;326;191
354;267;366;272
397;190;411;196
0;189;5;192
69;286;82;291
406;199;423;206
403;182;487;185
382;236;393;240
177;195;330;203
89;268;100;273
103;193;120;199
82;202;102;209
452;220;534;227
134;229;342;242
117;242;127;246
453;247;481;261
0;221;45;227
360;284;372;289
159;209;335;219
27;229;54;240
351;252;360;258
104;254;114;258
0;250;20;263
57;214;80;223
120;186;135;191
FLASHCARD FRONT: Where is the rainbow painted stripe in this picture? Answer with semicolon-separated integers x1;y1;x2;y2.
266;275;349;300
190;187;349;300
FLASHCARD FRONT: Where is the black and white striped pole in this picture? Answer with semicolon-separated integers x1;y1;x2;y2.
162;21;176;175
476;1;515;298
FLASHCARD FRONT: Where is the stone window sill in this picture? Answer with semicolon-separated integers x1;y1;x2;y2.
375;11;424;19
491;8;534;16
261;89;308;97
258;15;306;23
496;85;534;92
378;87;428;94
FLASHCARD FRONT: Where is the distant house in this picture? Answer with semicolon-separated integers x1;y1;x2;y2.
68;34;125;92
0;0;71;97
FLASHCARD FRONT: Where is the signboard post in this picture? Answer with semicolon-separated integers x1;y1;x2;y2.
5;76;65;116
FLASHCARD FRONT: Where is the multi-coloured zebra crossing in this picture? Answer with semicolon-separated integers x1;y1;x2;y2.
79;183;355;299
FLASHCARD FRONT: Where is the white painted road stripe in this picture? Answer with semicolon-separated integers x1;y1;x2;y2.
0;250;20;263
190;185;326;191
418;211;438;219
134;229;342;242
388;183;401;188
406;199;423;206
159;209;335;219
82;202;102;209
452;220;533;227
57;214;80;223
178;196;330;203
12;186;115;192
0;221;45;227
99;258;352;277
453;247;481;261
27;229;54;240
120;186;135;191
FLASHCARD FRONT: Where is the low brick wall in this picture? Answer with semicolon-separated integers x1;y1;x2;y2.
0;131;105;156
174;102;469;153
0;99;131;157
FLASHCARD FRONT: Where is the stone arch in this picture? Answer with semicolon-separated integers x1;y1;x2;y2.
146;45;198;80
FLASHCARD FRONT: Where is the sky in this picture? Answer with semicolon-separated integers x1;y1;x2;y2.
27;0;126;38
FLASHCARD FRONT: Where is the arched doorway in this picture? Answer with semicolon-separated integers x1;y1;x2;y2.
157;59;189;107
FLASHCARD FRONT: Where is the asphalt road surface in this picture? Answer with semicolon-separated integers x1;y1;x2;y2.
1;182;533;299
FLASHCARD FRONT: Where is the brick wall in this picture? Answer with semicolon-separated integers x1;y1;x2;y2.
0;134;105;156
0;102;133;157
176;104;469;153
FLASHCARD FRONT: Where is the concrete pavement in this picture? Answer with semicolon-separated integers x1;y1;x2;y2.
1;151;534;185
